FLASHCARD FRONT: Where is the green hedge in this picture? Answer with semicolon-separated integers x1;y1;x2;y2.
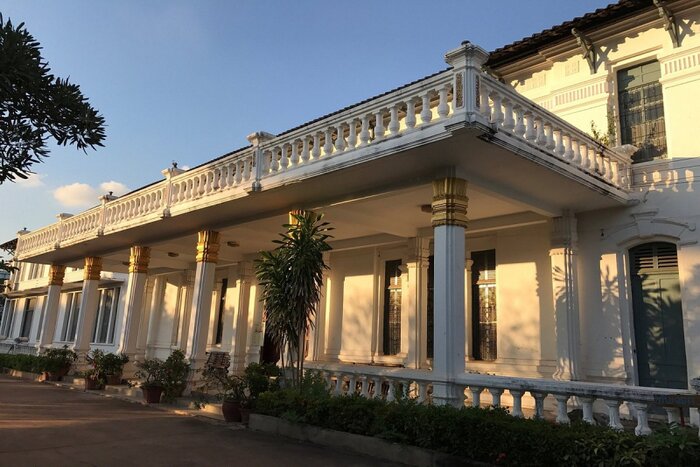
0;354;50;373
256;387;700;466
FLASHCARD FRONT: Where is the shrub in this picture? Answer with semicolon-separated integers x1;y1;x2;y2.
255;385;700;466
0;354;48;373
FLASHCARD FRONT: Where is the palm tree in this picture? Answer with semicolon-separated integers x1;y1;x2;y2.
255;211;332;388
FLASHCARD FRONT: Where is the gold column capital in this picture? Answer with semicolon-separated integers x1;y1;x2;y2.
431;177;468;228
48;264;66;286
196;230;220;263
129;246;151;274
83;256;102;281
288;209;310;225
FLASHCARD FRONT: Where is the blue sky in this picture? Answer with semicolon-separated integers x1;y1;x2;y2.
0;0;612;253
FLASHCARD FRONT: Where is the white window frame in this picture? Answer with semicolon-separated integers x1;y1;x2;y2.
60;291;82;342
92;287;121;344
0;299;17;338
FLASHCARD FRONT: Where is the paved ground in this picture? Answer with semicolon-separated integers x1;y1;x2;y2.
0;375;400;466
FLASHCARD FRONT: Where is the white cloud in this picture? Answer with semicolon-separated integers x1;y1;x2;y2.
99;181;129;196
53;181;130;208
15;173;46;188
53;183;98;208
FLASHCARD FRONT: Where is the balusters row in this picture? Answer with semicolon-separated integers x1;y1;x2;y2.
319;371;432;404
170;155;253;204
478;78;629;189
262;83;453;176
105;189;164;225
461;385;685;436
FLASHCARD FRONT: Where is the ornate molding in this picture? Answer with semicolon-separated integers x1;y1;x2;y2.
196;230;220;263
48;264;66;286
602;209;697;246
431;177;468;228
83;256;102;281
550;212;578;251
129;246;151;274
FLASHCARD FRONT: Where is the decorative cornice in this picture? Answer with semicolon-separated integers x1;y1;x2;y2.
431;177;468;228
550;212;578;250
129;246;151;274
83;257;102;281
196;230;220;263
48;264;66;286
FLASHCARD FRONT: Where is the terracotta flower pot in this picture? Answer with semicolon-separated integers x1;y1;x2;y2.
85;376;104;390
142;385;164;403
221;400;242;422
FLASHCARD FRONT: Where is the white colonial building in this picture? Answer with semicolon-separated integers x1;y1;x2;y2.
3;0;700;434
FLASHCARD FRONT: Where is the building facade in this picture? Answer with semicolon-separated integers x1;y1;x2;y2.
3;0;700;431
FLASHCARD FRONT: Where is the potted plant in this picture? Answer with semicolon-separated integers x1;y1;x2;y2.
200;365;248;422
135;358;166;403
161;349;190;402
42;345;78;381
84;349;106;390
102;353;129;385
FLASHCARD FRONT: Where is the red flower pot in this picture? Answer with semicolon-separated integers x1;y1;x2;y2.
141;385;164;403
221;400;242;422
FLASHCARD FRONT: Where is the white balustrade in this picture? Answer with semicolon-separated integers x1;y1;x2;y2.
476;73;631;191
17;63;633;262
305;362;700;436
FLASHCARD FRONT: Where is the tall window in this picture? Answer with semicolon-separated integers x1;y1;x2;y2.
215;278;228;345
382;259;402;356
19;298;37;338
92;287;120;344
61;292;82;342
472;250;497;361
618;61;667;162
1;299;17;337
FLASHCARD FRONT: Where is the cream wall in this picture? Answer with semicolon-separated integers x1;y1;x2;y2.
502;3;700;159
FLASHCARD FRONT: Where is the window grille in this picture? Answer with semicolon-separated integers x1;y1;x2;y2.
472;250;497;361
618;61;667;162
383;259;402;356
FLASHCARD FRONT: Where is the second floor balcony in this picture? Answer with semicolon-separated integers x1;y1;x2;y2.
15;42;633;264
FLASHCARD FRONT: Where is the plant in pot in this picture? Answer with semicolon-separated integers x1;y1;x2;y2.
101;353;129;385
42;345;78;381
135;358;166;403
84;349;106;390
200;365;249;422
161;349;190;402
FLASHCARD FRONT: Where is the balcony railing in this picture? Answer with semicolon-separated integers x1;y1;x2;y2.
306;362;700;436
16;44;632;261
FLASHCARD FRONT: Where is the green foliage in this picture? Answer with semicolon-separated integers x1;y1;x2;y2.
101;352;129;375
590;109;617;147
255;386;700;466
42;345;77;372
255;212;332;387
200;362;281;409
0;353;49;373
0;14;106;183
135;357;167;388
162;349;190;402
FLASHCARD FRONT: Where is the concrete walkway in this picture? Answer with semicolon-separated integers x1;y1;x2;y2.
0;375;400;466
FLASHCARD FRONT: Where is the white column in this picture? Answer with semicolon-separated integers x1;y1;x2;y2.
145;275;165;354
230;263;254;372
185;230;220;373
117;246;150;373
405;237;429;369
431;177;468;406
245;280;265;365
135;275;156;362
72;257;102;358
37;265;65;350
550;212;581;381
464;258;473;363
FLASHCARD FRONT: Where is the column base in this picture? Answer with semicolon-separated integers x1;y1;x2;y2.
432;381;464;407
